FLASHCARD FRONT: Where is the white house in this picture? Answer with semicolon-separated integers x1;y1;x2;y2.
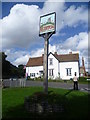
26;52;79;80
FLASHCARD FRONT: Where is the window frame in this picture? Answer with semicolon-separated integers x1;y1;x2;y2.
30;73;35;77
49;69;54;76
66;68;72;76
49;58;53;65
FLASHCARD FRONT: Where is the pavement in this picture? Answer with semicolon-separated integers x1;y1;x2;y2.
1;79;90;93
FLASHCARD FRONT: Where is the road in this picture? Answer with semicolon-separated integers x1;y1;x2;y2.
1;79;90;92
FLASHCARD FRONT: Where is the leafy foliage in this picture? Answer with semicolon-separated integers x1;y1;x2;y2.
1;52;25;79
18;64;25;78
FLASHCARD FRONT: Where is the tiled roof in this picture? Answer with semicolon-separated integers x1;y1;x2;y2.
26;53;79;67
54;53;79;62
26;56;43;67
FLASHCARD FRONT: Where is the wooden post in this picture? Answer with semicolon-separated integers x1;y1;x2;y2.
39;12;56;94
43;33;49;94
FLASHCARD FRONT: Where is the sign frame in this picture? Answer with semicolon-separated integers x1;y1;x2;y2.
39;12;56;36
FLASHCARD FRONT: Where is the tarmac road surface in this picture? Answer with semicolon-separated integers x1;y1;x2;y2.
1;79;89;92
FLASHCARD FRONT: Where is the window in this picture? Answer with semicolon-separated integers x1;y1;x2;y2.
49;69;54;76
39;71;43;74
66;68;72;76
30;73;35;77
30;73;31;77
39;71;43;76
33;73;35;77
49;58;53;65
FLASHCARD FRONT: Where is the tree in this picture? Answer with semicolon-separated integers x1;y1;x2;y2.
18;64;25;78
1;52;26;79
1;52;18;79
2;52;11;78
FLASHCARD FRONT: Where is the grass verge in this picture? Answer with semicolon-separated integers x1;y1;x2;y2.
2;87;89;119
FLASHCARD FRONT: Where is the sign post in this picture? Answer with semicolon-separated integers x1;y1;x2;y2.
43;33;49;93
39;12;56;94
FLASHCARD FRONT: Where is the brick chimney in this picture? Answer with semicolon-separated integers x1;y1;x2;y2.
69;51;72;54
82;57;86;76
42;54;44;57
82;57;85;67
54;52;57;55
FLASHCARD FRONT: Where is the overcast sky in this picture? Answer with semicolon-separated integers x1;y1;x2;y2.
0;0;89;71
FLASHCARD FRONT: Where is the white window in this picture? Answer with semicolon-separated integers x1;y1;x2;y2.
66;68;72;76
39;71;43;74
30;73;35;77
49;58;53;65
33;73;35;77
30;73;31;77
39;71;43;76
49;69;54;76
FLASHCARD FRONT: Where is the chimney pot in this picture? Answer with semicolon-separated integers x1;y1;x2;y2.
42;54;44;57
54;52;57;55
69;51;72;54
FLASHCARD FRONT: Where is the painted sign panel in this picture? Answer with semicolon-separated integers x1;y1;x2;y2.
39;12;56;35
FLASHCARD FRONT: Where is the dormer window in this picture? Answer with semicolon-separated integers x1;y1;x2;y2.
49;58;53;65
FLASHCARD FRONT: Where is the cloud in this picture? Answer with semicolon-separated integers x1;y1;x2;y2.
30;48;44;57
88;32;90;53
0;19;2;50
5;49;30;66
77;32;88;50
6;44;56;66
4;31;88;70
57;32;88;51
1;1;88;49
64;5;88;27
56;32;88;71
2;4;41;49
13;54;30;67
1;1;88;71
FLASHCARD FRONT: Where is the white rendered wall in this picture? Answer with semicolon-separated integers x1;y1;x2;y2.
26;54;79;80
26;66;43;78
48;54;59;79
60;62;79;80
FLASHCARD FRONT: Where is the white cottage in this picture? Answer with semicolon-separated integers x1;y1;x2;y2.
26;52;79;80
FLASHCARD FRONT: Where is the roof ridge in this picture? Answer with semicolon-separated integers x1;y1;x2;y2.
26;52;79;67
56;53;79;56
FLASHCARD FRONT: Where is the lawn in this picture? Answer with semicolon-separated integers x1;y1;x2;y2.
2;87;89;119
0;88;2;120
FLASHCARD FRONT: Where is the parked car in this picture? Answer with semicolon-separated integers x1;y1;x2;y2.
9;77;18;81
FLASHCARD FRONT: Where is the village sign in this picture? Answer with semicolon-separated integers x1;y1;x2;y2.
39;12;56;93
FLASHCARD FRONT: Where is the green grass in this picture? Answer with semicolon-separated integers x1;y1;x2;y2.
78;77;90;84
2;87;89;119
0;88;2;119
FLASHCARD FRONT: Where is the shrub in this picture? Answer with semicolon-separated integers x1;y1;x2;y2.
24;91;67;114
79;77;87;82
